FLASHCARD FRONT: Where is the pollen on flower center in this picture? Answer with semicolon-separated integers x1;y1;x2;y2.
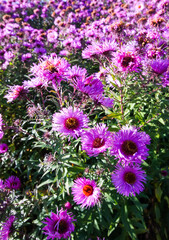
122;56;134;67
65;117;79;130
47;64;58;73
121;140;138;156
57;219;69;234
124;172;136;184
92;137;105;148
83;185;93;196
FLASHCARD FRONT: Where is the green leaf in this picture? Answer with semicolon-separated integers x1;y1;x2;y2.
155;184;162;202
38;179;53;188
101;112;122;120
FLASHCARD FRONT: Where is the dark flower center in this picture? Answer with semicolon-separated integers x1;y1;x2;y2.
65;117;79;130
124;171;136;184
121;56;134;67
47;64;58;73
83;185;93;196
121;140;138;156
92;137;105;148
58;219;69;234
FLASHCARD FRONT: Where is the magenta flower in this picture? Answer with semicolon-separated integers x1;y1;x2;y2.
0;215;15;240
76;76;104;97
81;124;113;157
101;40;117;58
4;85;27;103
0;114;4;140
161;71;169;87
91;95;114;108
64;202;72;210
114;48;141;72
66;65;87;84
0;143;8;154
82;42;102;59
151;59;169;75
30;55;70;83
111;165;147;197
42;209;75;240
0;179;4;190
71;177;101;208
110;126;151;164
4;176;21;190
52;107;89;139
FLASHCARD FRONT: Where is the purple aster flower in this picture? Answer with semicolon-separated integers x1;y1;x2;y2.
42;209;75;240
0;215;15;240
66;65;87;84
4;85;27;102
21;53;32;62
110;126;151;164
4;176;21;190
161;71;169;87
91;95;114;108
151;59;169;75
111;164;147;197
81;124;113;157
76;76;104;97
0;143;8;154
72;177;101;208
52;107;89;139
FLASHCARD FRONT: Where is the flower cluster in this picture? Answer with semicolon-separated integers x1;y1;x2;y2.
0;0;168;239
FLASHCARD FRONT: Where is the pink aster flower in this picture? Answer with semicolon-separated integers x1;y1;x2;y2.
82;42;102;59
111;164;147;197
52;107;89;139
110;126;151;164
47;30;58;43
114;47;141;72
0;143;8;154
30;55;70;83
23;77;49;89
0;215;15;240
42;209;75;240
101;39;117;58
81;124;113;157
0;179;4;190
4;176;21;190
4;85;27;103
71;177;101;208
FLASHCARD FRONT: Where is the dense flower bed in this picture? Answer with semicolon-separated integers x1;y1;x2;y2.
0;0;169;239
